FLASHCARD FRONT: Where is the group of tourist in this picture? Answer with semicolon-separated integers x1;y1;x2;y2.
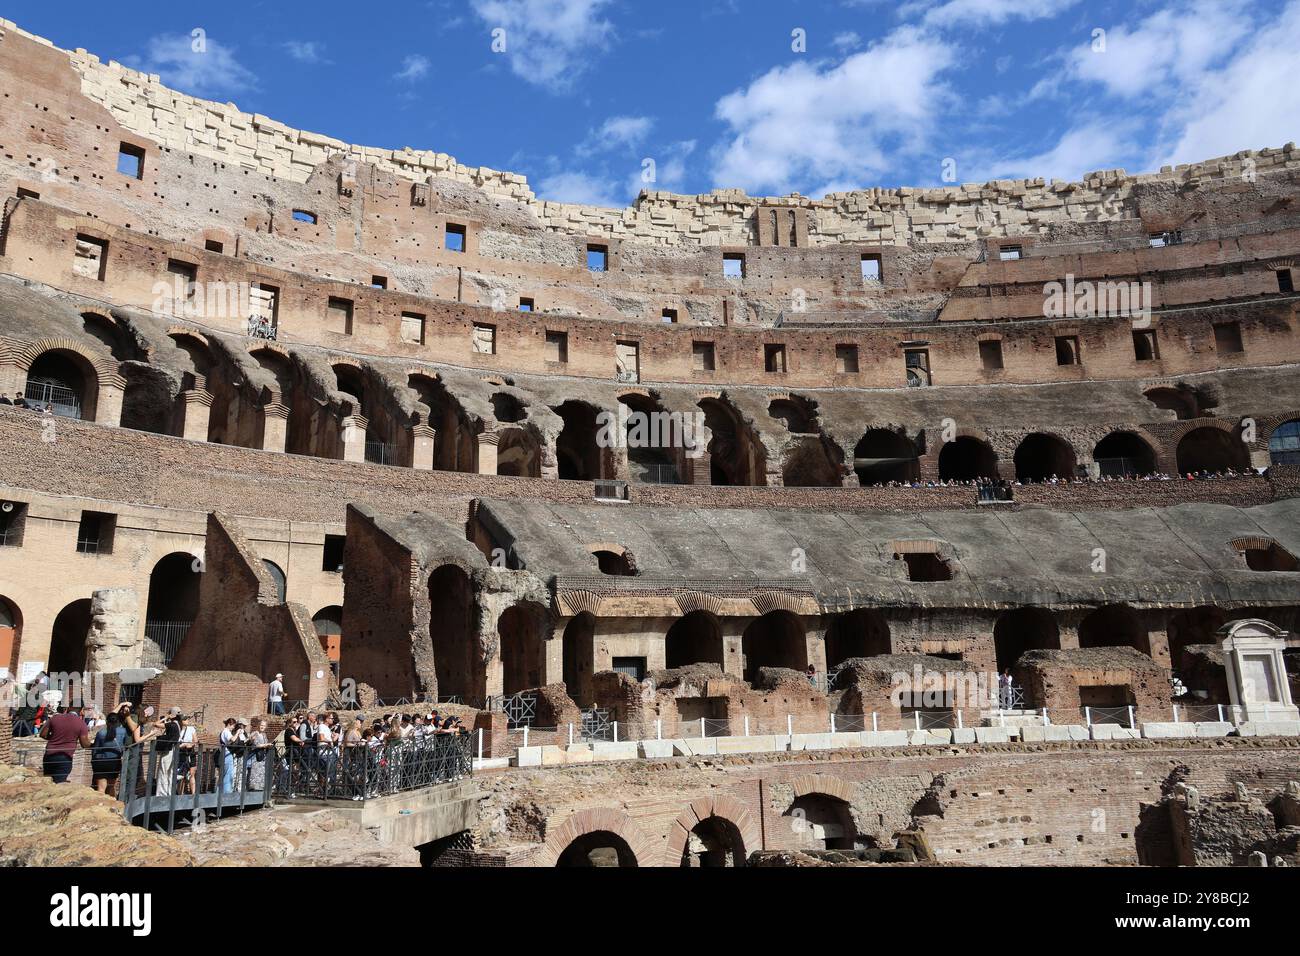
864;467;1261;491
0;392;57;414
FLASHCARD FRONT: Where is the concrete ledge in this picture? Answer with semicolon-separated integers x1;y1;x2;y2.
861;730;910;747
1140;722;1197;739
672;737;717;756
515;746;543;767
1020;724;1089;742
1236;720;1300;737
973;727;1012;744
907;729;953;746
1194;721;1235;738
951;728;977;744
591;741;639;761
1090;724;1141;740
639;740;675;759
715;734;779;754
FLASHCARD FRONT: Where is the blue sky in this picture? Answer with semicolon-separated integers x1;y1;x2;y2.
8;0;1299;205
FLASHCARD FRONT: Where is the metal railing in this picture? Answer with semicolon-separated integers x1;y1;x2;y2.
632;462;680;485
119;739;271;834
141;620;192;668
272;733;472;801
365;441;394;465
23;380;80;418
246;314;278;340
1082;705;1135;728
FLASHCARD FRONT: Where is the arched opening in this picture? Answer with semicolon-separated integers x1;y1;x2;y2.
562;612;596;706
262;560;287;603
824;609;890;669
785;794;858;851
1268;419;1300;467
556;831;638;867
938;436;997;481
409;374;475;472
854;429;919;485
781;437;844;487
1176;427;1248;474
680;816;746;867
741;611;807;683
499;601;548;696
699;396;764;487
665;610;724;669
993;607;1060;672
1233;538;1300;572
48;599;92;675
312;606;343;679
429;565;477;703
620;393;682;485
144;552;201;668
592;548;637;576
332;364;365;410
1078;604;1150;655
491;392;527;424
24;350;95;420
0;596;22;676
767;397;818;434
1014;433;1077;483
554;400;604;481
81;312;137;361
1093;432;1156;477
496;427;541;478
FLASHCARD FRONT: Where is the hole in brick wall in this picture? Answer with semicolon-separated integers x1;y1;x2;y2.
322;535;345;573
446;223;466;252
116;142;144;179
979;339;1004;370
291;209;317;224
723;253;746;278
1054;335;1080;366
1213;321;1244;354
586;244;608;272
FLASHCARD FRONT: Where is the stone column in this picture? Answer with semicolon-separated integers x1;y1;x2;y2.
720;618;746;679
410;423;436;470
95;374;126;427
341;415;367;463
259;403;289;453
85;588;142;674
476;431;499;476
177;389;213;442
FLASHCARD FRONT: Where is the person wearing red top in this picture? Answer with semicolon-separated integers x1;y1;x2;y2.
39;707;92;784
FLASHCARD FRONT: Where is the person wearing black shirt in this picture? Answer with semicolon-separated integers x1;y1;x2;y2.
153;707;182;796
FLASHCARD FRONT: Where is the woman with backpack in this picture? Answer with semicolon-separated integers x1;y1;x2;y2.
90;711;128;796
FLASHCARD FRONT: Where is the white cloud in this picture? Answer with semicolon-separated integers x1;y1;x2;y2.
470;0;616;93
130;33;257;98
629;139;697;195
710;27;957;195
916;0;1079;28
580;115;655;155
1062;0;1252;99
394;55;431;82
283;41;330;65
832;32;862;52
964;119;1142;184
536;169;623;206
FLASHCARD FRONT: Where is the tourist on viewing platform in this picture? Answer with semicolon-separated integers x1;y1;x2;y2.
115;701;146;745
12;395;28;409
245;718;270;791
152;707;182;796
39;706;90;784
219;717;242;792
12;696;46;737
90;711;127;797
268;673;285;716
176;713;198;795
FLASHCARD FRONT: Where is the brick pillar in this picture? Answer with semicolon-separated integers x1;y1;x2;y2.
96;374;126;426
410;422;436;470
0;696;12;765
473;710;508;758
178;388;213;441
476;432;499;475
259;402;289;452
341;415;367;463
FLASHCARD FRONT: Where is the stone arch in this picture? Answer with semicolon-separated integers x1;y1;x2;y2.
1166;606;1227;674
741;610;807;682
666;795;762;867
498;600;550;695
780;436;845;487
0;594;23;676
20;343;102;420
262;560;288;603
698;394;765;486
1093;430;1158;476
1013;432;1077;482
767;394;819;434
429;564;479;703
553;399;608;481
993;607;1060;672
665;610;724;669
854;428;919;485
1176;424;1249;474
537;808;656;867
1144;386;1200;421
48;598;93;675
144;552;201;667
562;612;596;706
1267;418;1300;467
825;608;891;668
784;776;860;851
938;435;997;481
619;391;683;484
79;310;139;362
589;544;638;576
495;426;542;477
408;373;476;472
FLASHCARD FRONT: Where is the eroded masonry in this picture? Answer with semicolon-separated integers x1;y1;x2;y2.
0;18;1298;867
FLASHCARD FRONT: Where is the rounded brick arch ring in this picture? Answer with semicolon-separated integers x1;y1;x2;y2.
664;795;763;866
536;808;658;867
788;773;856;803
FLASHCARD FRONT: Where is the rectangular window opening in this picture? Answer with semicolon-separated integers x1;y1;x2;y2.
327;297;354;336
400;312;426;345
76;511;116;555
1055;335;1080;366
116;143;145;179
979;339;1004;371
587;244;609;272
545;330;569;364
764;343;787;374
446;223;467;253
835;344;859;374
322;535;346;573
723;253;746;279
1213;321;1243;354
693;341;716;372
861;254;882;282
73;234;108;281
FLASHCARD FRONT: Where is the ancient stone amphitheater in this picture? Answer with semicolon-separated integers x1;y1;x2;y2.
0;18;1297;867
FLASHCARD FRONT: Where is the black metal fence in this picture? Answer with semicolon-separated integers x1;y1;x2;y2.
272;733;472;801
119;740;272;834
